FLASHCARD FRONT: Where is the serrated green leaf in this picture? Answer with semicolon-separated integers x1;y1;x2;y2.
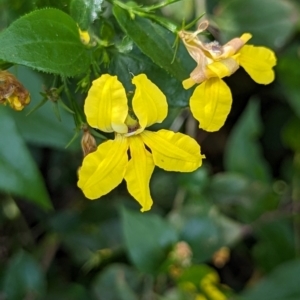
113;5;194;81
70;0;103;30
0;8;90;76
212;0;296;49
3;250;46;300
224;100;271;183
121;207;178;274
0;106;52;210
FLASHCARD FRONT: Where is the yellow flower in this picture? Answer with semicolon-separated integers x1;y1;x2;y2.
78;74;204;212
179;21;276;132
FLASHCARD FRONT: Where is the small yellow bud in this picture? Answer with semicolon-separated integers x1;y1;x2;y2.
78;27;91;45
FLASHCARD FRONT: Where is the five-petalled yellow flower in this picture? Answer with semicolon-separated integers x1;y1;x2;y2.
179;21;277;132
78;74;204;212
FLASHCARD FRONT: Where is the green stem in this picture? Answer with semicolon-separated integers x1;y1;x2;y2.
112;0;178;33
145;0;182;11
62;77;84;127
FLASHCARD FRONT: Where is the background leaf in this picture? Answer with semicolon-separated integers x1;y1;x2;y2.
10;66;79;150
113;5;194;81
209;173;280;223
170;204;242;262
277;42;300;118
121;207;178;274
70;0;103;30
252;220;295;272
0;8;90;76
237;260;300;300
91;264;141;300
224;99;271;183
211;0;297;49
2;250;46;300
0;105;52;210
282;116;300;152
109;46;192;107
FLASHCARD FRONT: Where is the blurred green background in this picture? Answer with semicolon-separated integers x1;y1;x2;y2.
1;0;300;299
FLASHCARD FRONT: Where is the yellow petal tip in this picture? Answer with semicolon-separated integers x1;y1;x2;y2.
183;78;196;89
240;33;252;43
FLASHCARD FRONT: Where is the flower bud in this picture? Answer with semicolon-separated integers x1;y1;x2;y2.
0;71;30;111
81;127;97;157
78;27;91;45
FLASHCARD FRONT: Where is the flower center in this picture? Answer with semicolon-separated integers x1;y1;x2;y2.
124;110;140;136
205;41;222;55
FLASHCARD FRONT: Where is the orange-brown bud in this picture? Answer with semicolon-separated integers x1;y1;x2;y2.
170;241;193;268
212;247;230;268
0;71;30;111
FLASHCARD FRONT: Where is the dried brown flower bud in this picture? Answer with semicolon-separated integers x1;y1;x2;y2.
81;127;97;157
0;71;30;111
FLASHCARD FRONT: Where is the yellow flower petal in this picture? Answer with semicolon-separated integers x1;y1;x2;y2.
189;78;232;132
141;129;203;172
206;56;239;79
178;30;208;65
84;74;128;133
132;74;167;130
78;135;128;199
238;45;276;84
7;95;23;111
124;136;155;212
240;33;252;44
220;33;252;58
183;77;197;89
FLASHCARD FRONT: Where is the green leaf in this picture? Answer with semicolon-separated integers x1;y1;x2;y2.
0;106;52;210
282;116;300;152
121;208;178;274
175;205;242;262
109;46;192;107
178;167;210;197
209;173;279;223
160;289;195;300
70;0;103;30
252;220;295;272
212;0;296;49
91;264;141;300
113;5;194;81
0;8;90;76
238;259;300;300
3;250;46;300
10;66;79;150
224;100;271;183
46;283;89;300
277;43;300;118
